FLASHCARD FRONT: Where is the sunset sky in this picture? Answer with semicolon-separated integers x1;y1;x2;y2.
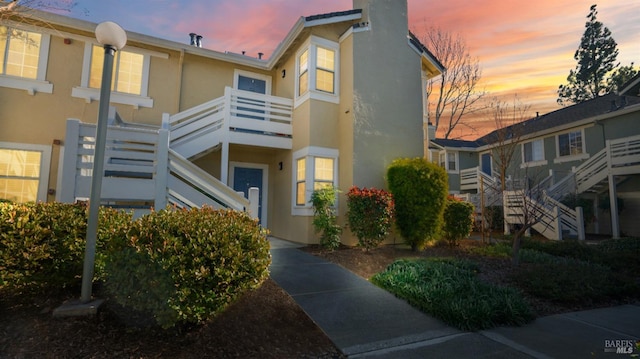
56;0;639;138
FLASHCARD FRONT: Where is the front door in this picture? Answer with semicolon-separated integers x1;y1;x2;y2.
481;153;492;176
237;75;267;121
232;166;264;224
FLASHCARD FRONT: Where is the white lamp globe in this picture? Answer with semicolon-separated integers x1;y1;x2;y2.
95;21;127;50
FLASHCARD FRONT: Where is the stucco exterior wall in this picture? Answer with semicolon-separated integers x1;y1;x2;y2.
351;0;424;189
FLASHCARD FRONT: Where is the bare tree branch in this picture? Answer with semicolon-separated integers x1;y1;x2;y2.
419;26;487;139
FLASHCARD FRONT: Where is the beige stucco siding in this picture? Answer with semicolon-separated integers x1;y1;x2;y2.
351;0;424;189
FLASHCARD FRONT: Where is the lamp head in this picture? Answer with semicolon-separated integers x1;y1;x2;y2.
95;21;127;50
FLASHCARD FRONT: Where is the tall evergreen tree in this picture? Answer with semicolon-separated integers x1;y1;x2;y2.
557;4;619;105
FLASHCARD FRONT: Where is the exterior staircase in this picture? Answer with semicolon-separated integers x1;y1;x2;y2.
59;87;293;217
504;134;640;240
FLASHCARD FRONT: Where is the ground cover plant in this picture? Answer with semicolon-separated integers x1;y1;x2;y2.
371;257;534;330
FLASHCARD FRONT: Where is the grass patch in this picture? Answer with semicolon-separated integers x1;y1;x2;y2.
371;258;533;331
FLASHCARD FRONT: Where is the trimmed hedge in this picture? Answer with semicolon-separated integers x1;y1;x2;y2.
1;202;271;329
346;186;394;251
0;202;131;289
442;197;474;246
103;207;271;328
387;158;448;251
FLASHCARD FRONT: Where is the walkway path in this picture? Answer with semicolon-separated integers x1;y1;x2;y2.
269;238;640;358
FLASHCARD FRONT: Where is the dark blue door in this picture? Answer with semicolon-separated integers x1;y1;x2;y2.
481;153;492;176
233;167;263;223
237;75;266;121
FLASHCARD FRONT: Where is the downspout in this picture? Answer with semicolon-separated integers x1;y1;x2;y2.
174;48;185;113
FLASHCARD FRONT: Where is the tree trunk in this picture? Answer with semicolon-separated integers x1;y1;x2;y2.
511;233;522;266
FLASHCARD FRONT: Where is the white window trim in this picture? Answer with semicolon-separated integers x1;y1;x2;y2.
292;146;339;216
554;129;589;164
0;29;52;94
520;139;547;168
72;42;153;108
233;69;272;94
0;141;52;202
294;36;340;109
438;150;459;174
229;161;269;226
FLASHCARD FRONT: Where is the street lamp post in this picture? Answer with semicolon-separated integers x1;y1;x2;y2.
80;21;127;304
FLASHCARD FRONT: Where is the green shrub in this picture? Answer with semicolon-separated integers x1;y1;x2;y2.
521;238;599;263
0;202;131;289
442;197;474;246
387;158;448;251
103;207;271;328
346;186;394;251
372;258;533;330
560;193;594;224
595;238;640;276
511;260;638;304
310;187;342;250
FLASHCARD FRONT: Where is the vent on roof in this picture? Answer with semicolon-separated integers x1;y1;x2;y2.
189;33;203;48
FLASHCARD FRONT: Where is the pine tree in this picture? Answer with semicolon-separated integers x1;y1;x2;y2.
557;4;619;105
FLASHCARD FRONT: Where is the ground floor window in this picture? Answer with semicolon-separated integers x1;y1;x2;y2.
0;142;51;202
292;146;338;215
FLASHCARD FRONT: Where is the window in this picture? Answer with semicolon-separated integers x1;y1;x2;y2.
295;36;339;107
522;139;546;167
0;143;51;203
89;45;143;95
556;130;587;162
438;151;457;172
292;147;339;215
0;26;52;93
298;49;308;96
315;47;335;93
296;158;306;205
73;42;157;108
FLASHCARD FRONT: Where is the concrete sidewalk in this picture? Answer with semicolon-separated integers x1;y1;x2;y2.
268;238;640;358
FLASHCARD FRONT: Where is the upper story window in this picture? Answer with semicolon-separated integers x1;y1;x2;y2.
555;129;588;163
72;42;158;108
521;139;546;167
438;151;458;173
295;36;339;108
89;45;143;95
0;25;52;94
292;146;339;215
558;130;583;156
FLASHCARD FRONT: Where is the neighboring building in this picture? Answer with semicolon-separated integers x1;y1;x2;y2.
429;92;640;239
0;0;444;245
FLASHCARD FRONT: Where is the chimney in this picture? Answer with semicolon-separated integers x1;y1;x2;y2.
189;33;197;46
196;35;203;48
427;122;436;141
258;52;264;60
610;100;618;112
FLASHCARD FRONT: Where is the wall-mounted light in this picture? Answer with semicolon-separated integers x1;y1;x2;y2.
278;161;283;170
281;69;286;78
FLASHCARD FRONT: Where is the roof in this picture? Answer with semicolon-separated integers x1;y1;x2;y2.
432;138;480;149
408;31;445;73
476;94;640;146
305;9;362;22
619;72;640;97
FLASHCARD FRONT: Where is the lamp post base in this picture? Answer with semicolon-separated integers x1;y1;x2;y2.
52;298;105;318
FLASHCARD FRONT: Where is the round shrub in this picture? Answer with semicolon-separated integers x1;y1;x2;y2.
103;206;271;328
0;202;132;289
387;158;448;251
346;186;394;251
443;197;474;246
